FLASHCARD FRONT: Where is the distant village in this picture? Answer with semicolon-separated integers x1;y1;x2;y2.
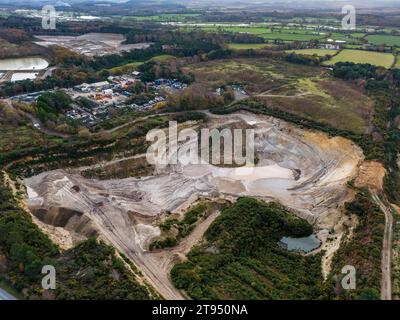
11;70;189;128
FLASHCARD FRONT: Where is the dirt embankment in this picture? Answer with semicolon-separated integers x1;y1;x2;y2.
355;161;387;192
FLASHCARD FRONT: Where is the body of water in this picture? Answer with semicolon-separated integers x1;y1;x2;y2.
280;234;321;253
0;57;49;71
11;72;39;82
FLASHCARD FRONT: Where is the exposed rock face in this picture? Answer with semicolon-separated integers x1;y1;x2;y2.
24;112;364;299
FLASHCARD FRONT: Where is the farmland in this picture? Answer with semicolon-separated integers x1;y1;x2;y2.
261;32;324;41
366;34;400;47
116;13;201;22
182;25;326;41
325;49;395;68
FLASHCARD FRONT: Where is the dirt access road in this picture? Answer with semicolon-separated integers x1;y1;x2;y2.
1;99;70;138
371;192;393;300
117;209;222;300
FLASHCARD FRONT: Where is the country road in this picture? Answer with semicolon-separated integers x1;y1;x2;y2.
0;287;17;301
371;192;393;300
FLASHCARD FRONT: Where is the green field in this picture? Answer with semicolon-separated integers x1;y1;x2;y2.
228;43;270;50
125;13;200;22
190;26;271;34
261;32;324;41
182;25;325;42
149;55;177;63
366;34;400;47
328;32;352;42
286;49;338;57
108;62;141;75
344;44;365;49
351;33;367;38
107;55;176;75
325;49;395;68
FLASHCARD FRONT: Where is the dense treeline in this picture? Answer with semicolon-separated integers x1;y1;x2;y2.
326;190;385;300
333;62;379;80
0;174;59;293
55;238;151;300
36;91;72;123
171;198;323;300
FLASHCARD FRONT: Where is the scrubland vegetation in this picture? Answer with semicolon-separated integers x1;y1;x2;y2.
171;198;323;300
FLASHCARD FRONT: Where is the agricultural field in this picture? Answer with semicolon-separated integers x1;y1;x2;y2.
325;49;395;68
327;32;362;43
182;25;326;42
343;44;365;49
184;58;374;134
182;25;271;34
227;43;270;50
286;49;338;57
117;13;200;22
351;33;367;38
261;32;325;42
366;34;400;47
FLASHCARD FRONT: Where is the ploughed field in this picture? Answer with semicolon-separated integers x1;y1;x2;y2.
24;111;363;299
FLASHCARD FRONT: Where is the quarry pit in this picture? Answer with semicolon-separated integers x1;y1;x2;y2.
24;112;364;299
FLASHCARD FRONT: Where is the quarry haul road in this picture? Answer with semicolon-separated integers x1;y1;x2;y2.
0;287;17;300
138;210;222;300
371;192;393;300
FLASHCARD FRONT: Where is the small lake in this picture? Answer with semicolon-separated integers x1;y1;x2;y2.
279;234;321;253
0;57;49;71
